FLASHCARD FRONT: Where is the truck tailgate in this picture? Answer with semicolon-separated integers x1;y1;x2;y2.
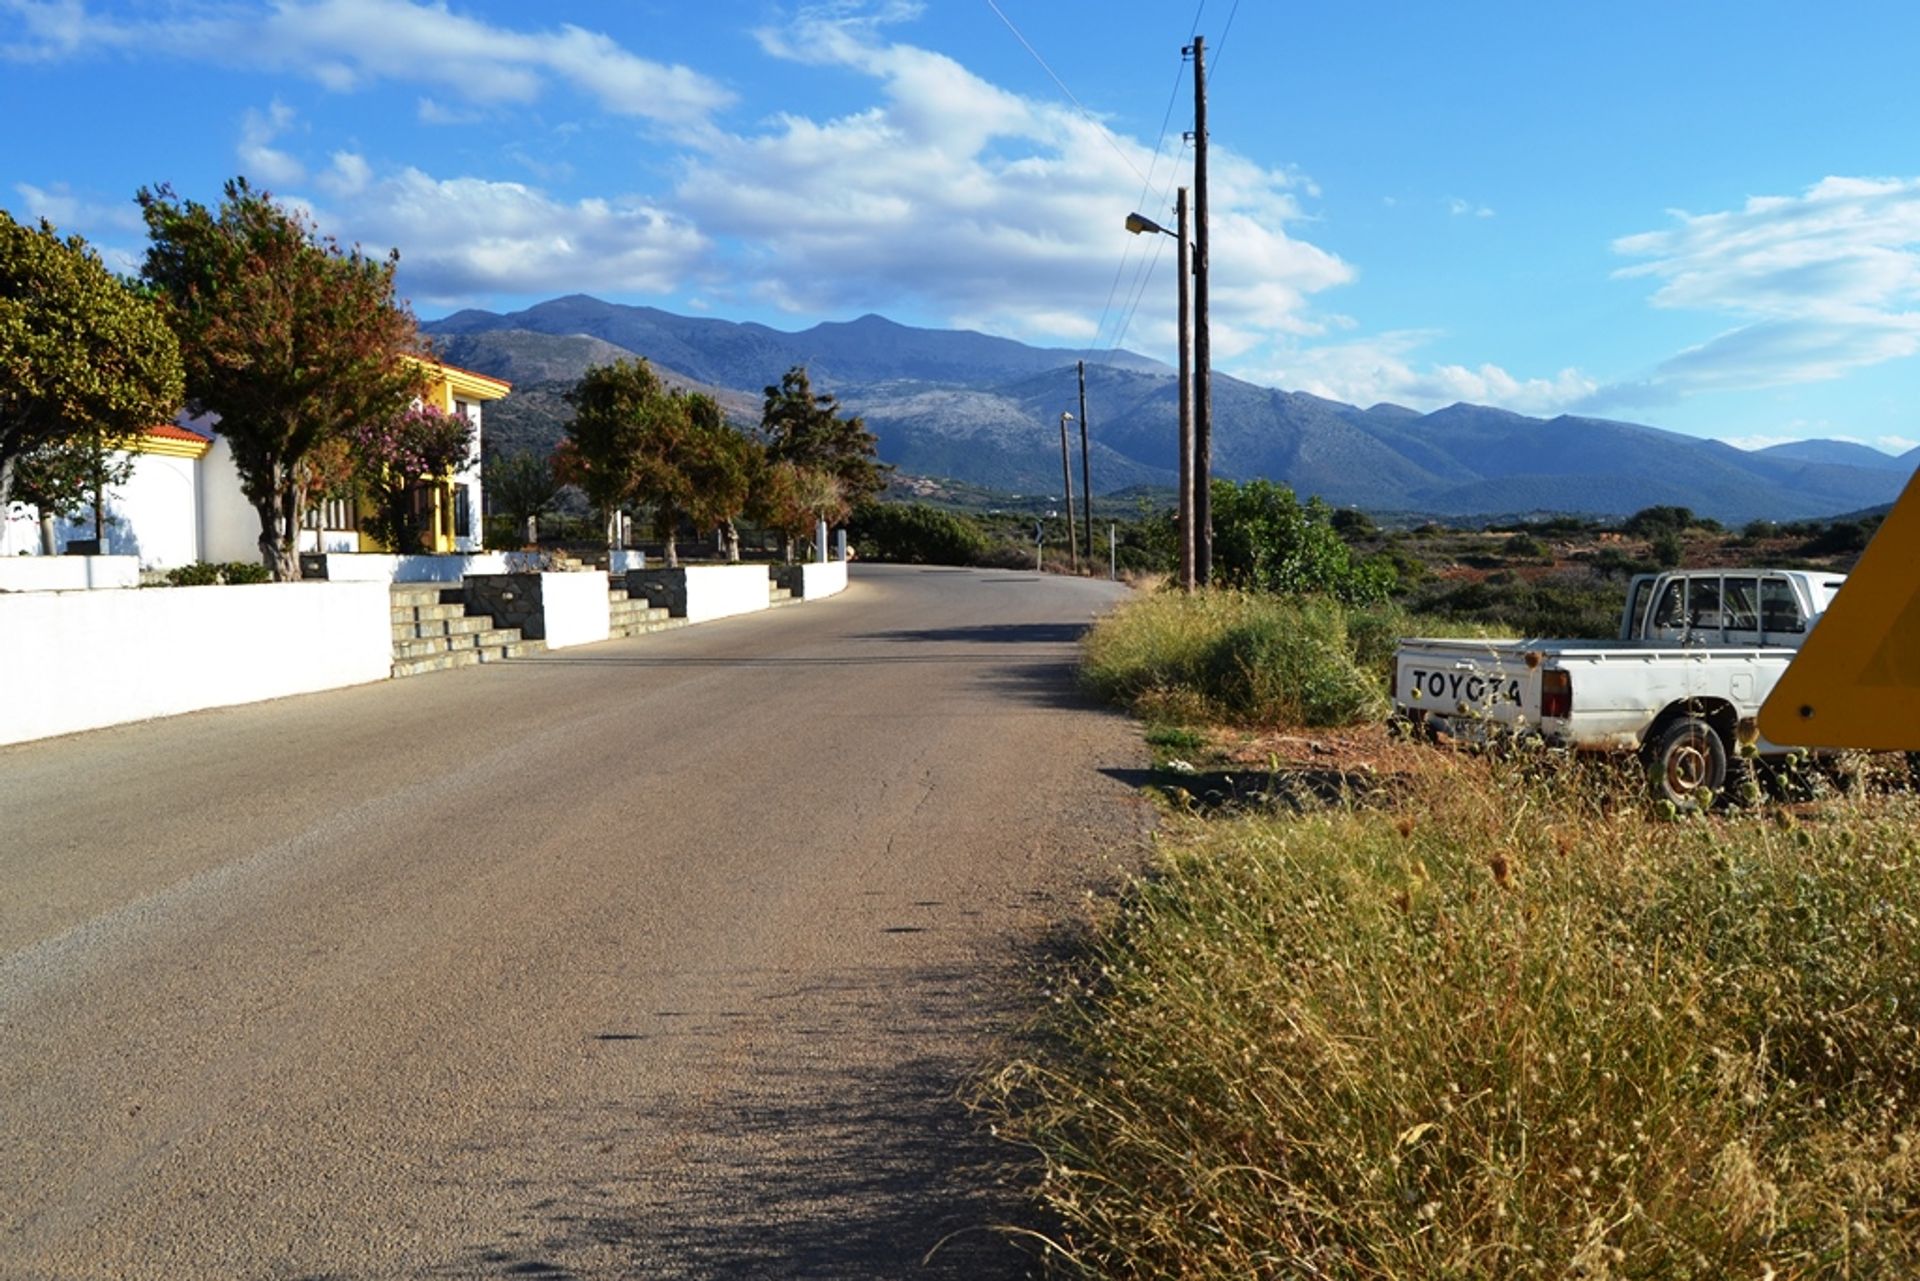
1396;642;1536;730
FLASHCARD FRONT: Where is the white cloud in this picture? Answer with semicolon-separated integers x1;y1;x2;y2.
320;167;708;306
1880;435;1919;453
1594;176;1920;407
238;100;306;187
1447;197;1494;218
675;8;1349;350
1246;330;1597;416
317;151;372;198
11;179;141;231
2;0;732;126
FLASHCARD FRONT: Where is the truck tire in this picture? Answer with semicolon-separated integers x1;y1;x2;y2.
1649;717;1727;811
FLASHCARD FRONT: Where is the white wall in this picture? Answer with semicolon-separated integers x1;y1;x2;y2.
3;450;201;570
454;396;483;553
683;565;773;624
796;560;848;599
73;451;201;568
2;502;39;556
538;570;612;649
198;436;262;564
0;580;392;747
315;552;510;583
0;556;141;592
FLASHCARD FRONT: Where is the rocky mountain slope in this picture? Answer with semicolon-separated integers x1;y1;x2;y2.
425;296;1914;523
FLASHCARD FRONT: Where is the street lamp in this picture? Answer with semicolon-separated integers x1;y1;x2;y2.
1126;188;1196;592
1058;411;1079;573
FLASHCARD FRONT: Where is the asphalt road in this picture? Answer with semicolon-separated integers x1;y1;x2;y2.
0;564;1148;1280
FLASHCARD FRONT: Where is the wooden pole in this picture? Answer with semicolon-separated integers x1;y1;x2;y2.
1078;361;1092;564
1058;412;1079;573
1176;186;1194;592
1190;35;1213;587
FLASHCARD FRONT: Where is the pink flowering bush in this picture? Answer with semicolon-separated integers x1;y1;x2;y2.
351;404;474;550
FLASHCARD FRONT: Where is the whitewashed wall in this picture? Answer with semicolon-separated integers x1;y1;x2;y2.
2;450;200;569
0;556;140;592
539;571;612;648
796;561;849;599
0;581;391;747
683;565;772;624
2;502;38;557
315;552;510;583
198;436;262;565
454;396;483;553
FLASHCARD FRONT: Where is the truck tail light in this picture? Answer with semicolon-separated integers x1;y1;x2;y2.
1540;669;1572;719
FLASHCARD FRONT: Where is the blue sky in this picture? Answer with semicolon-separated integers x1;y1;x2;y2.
5;1;1919;454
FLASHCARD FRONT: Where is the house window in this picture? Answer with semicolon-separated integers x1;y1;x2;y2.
454;485;471;539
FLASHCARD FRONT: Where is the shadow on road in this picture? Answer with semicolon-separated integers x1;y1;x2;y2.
439;963;1050;1281
856;623;1090;646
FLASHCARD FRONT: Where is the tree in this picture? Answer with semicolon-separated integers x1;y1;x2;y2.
350;404;475;551
754;459;849;562
139;178;421;579
680;394;758;563
1210;478;1395;604
759;365;885;558
486;448;560;544
0;210;182;513
563;358;704;566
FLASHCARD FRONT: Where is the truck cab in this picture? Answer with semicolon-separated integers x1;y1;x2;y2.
1620;570;1845;647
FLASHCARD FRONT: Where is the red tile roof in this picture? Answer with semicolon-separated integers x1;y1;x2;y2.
145;424;213;443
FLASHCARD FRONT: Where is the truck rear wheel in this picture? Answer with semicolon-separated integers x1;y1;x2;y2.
1649;717;1727;811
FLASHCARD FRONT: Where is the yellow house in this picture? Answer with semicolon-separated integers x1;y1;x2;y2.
334;356;513;555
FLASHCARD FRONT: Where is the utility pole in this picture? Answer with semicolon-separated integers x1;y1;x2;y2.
1175;186;1194;592
1077;361;1092;564
1058;411;1079;573
1187;35;1213;587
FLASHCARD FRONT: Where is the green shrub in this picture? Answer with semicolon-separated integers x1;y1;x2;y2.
1211;479;1396;604
848;501;990;565
1406;570;1622;638
163;560;272;586
1082;589;1387;728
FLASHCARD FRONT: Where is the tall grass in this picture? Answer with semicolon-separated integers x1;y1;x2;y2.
1082;590;1381;728
1081;589;1478;729
985;766;1920;1278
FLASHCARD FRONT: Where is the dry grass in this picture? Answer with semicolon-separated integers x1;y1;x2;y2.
985;750;1920;1278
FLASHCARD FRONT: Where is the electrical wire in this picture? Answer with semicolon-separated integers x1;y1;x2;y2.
981;0;1150;186
976;2;1210;373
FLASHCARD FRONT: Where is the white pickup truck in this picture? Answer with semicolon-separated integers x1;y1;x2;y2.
1391;568;1847;806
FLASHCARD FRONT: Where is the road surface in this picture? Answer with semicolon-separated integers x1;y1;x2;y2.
0;564;1147;1279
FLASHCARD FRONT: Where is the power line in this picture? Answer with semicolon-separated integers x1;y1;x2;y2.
981;0;1149;185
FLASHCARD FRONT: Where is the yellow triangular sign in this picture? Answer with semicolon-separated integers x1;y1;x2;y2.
1760;467;1920;750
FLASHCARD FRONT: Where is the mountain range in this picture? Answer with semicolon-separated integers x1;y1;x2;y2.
425;295;1918;524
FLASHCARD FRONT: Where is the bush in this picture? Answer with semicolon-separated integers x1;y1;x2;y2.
848;501;990;565
1211;479;1395;604
1651;528;1685;568
1082;589;1387;728
1798;519;1877;557
1406;570;1622;638
163;560;272;586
